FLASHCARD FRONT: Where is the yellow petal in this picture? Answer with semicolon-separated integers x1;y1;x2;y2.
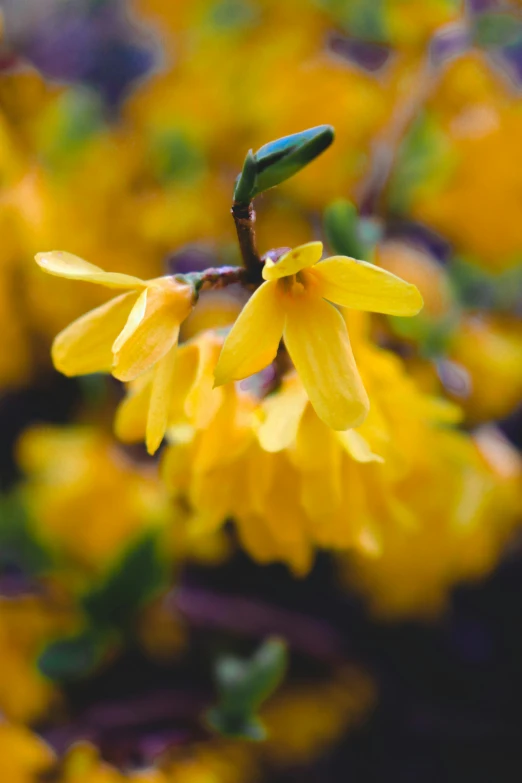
114;374;151;444
112;288;148;355
183;332;224;428
52;291;137;376
214;281;284;385
294;405;342;517
194;386;255;473
112;279;193;381
258;375;308;452
146;346;179;455
35;251;146;289
309;256;423;315
294;402;339;471
337;429;384;463
262;241;323;281
283;292;369;430
167;342;200;426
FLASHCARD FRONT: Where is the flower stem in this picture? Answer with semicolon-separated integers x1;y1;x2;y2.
181;265;250;295
197;265;249;291
231;200;264;284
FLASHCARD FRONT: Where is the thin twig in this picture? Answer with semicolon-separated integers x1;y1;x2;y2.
197;265;250;291
231;200;264;284
356;54;435;215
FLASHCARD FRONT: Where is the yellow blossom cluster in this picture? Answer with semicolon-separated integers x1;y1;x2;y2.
0;0;521;780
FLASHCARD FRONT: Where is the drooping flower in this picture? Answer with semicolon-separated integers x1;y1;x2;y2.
115;330;225;454
214;242;423;430
35;251;195;452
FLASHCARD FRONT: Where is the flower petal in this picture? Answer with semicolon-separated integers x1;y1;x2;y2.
52;292;137;376
35;251;146;290
283;292;369;430
258;375;308;452
310;256;424;315
146;346;179;455
112;279;193;381
337;429;384;463
183;334;224;428
262;242;323;281
214;281;284;385
114;374;151;444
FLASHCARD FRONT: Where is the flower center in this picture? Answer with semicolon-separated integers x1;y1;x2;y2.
278;271;312;297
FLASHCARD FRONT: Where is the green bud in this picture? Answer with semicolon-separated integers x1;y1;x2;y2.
233;126;335;204
206;637;288;740
253;125;334;195
233;149;258;203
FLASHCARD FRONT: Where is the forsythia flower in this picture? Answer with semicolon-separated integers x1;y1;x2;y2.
214;242;423;430
115;330;225;453
17;426;170;575
0;724;55;783
35;251;195;453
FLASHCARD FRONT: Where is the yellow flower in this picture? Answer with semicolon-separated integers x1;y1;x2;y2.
17;425;170;577
35;251;195;452
0;724;55;783
0;595;70;722
261;668;374;767
214;242;423;430
115;330;224;454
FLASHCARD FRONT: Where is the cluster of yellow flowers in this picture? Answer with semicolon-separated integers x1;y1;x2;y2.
0;0;522;780
30;239;522;618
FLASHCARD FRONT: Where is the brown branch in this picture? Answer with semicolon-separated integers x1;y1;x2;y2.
356;54;435;215
196;265;250;292
231;200;264;284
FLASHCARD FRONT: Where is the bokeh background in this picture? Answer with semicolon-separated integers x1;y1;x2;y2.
1;0;522;780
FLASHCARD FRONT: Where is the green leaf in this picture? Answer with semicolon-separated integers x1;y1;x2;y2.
208;0;258;30
150;130;206;184
389;310;459;359
323;199;374;259
0;492;52;575
38;628;107;682
81;532;167;631
387;113;453;214
472;12;522;48
448;256;522;312
206;637;288;741
343;0;386;42
314;0;386;42
41;87;104;168
252;125;334;196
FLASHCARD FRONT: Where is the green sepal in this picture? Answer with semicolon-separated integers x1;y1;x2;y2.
205;637;288;741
